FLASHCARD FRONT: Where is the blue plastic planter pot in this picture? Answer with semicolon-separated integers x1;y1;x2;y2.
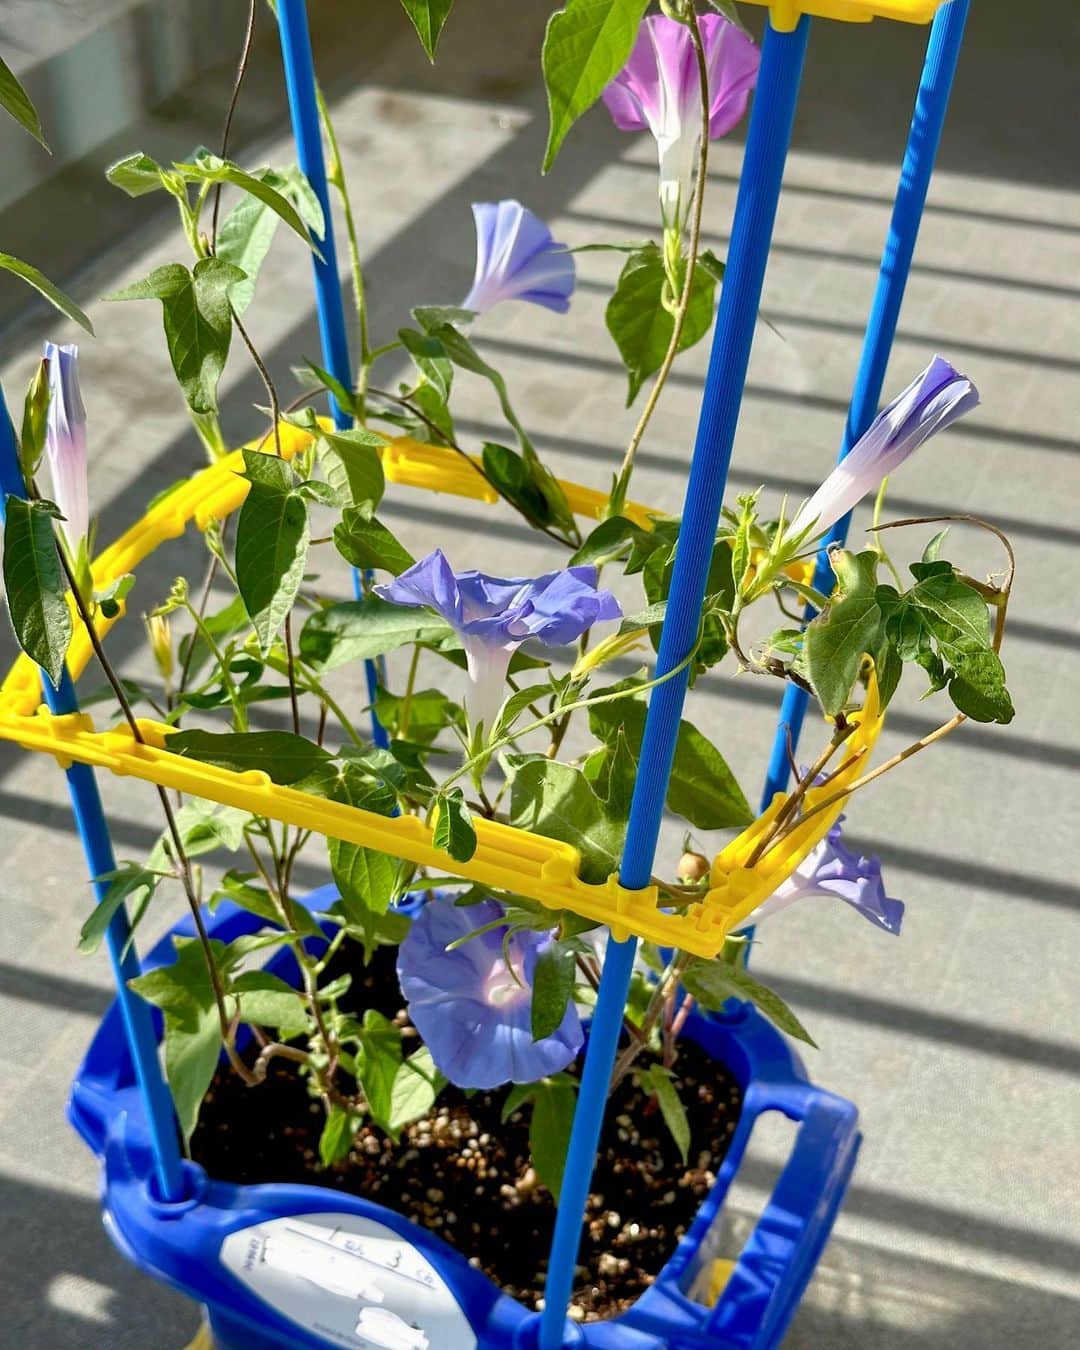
69;888;860;1350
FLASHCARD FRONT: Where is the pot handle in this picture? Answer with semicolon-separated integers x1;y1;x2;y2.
699;1083;860;1348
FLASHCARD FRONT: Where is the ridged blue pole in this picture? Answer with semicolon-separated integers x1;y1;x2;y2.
538;19;811;1347
0;381;186;1202
276;0;388;748
758;0;970;814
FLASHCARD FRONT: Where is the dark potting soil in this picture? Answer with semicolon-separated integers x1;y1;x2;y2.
192;943;744;1322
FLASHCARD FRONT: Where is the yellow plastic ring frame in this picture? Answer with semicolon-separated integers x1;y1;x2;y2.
740;0;950;32
0;422;884;958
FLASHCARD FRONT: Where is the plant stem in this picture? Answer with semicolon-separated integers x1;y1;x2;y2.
744;722;854;868
210;0;257;252
47;521;253;1081
180;596;248;730
314;82;371;397
398;643;421;739
231;308;282;458
609;5;712;510
610;951;691;1090
439;639;701;797
283;613;301;736
367;385;574;551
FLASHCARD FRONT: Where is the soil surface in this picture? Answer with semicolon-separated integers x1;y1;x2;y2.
192;943;744;1321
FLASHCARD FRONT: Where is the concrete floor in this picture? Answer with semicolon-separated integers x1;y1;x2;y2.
0;1;1077;1347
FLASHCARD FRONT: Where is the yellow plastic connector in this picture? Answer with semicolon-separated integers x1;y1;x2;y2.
0;422;885;959
741;0;949;31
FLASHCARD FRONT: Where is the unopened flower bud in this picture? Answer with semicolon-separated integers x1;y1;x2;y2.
146;613;173;683
677;851;710;885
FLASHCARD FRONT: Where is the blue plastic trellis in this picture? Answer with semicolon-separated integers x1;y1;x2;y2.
539;16;813;1347
0;384;186;1203
757;0;971;817
276;0;388;749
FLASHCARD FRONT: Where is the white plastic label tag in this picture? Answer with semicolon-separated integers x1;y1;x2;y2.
220;1212;478;1349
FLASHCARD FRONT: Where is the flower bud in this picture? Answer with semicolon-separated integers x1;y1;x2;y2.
146;613;174;684
677;850;711;885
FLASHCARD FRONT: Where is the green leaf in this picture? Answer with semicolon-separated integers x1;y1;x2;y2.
214;166;326;312
414;321;571;531
432;788;477;863
682;957;816;1047
481;441;551;531
324;765;398;951
0;253;93;334
908;571;991;649
235;449;310;653
804;549;882;716
299;597;453;670
731;491;757;598
697;248;726;286
295;360;362;418
130;937;225;1141
358;1010;403;1132
375;687;462;746
588;688;752;830
79;863;162;955
399;0;455;60
531;941;576;1041
0;55;48;149
175;153;318;252
569;515;645;568
232;970;310;1038
389;1047;446;1131
541;0;649;172
105;151;169;197
211;870;323;937
319;1105;353;1166
315;427;386;509
637;1064;690;1163
333;507;415;575
529;1077;576;1199
399;327;453;401
948;645;1014;724
168;728;331;784
106;259;243;414
583;726;638;822
507;757;624;884
215;191;280;314
1;495;71;687
18;357;50;484
605;242;717;404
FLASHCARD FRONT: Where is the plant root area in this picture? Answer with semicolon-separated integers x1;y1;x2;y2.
192;944;743;1322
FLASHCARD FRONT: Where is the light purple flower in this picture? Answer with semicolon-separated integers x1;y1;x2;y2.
462;200;575;316
789;357;980;541
397;894;583;1090
43;341;89;553
602;13;759;232
745;819;904;935
375;550;621;734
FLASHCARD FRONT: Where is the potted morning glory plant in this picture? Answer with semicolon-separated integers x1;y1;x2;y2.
1;0;1015;1334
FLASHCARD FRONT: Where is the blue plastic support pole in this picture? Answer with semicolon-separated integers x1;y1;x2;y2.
0;381;186;1202
276;0;388;748
538;18;811;1347
758;0;970;813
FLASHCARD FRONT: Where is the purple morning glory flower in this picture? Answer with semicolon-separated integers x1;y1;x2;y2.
397;894;583;1090
462;200;575;316
375;550;621;734
602;13;759;232
746;819;904;935
789;357;980;541
43;341;89;552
